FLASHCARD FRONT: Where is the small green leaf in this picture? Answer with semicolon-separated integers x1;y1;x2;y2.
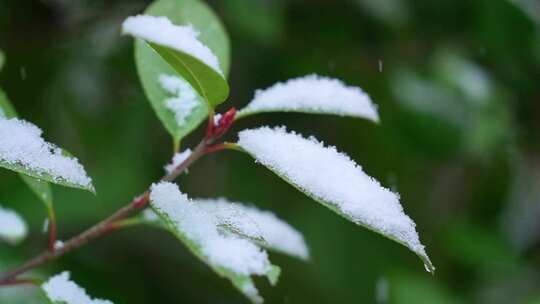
131;0;230;112
0;89;16;118
135;42;208;142
0;89;94;193
149;42;229;106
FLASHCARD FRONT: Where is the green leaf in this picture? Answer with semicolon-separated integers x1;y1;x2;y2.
133;0;230;125
0;89;16;118
135;41;208;142
149;182;279;303
149;42;229;106
0;89;94;193
19;175;53;208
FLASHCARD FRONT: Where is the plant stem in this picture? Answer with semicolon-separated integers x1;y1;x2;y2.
0;139;210;284
47;206;57;252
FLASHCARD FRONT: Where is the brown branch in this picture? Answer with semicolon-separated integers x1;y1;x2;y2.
0;107;238;285
0;139;210;284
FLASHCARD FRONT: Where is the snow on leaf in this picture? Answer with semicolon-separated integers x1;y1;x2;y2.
237;126;434;273
158;74;202;127
42;272;112;304
237;75;379;122
0;90;55;209
195;198;310;260
149;182;280;304
0;205;27;244
164;148;192;174
122;15;222;76
0;118;94;191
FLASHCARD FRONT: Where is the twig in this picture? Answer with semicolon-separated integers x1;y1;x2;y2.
0;108;238;285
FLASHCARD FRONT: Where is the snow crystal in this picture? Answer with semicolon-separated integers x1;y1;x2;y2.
0;205;27;244
0;118;93;189
142;209;159;222
158;74;201;126
196;198;309;260
122;15;223;75
213;113;222;126
237;127;433;271
164;149;192;174
150;182;272;276
43;218;49;233
42;271;113;304
238;75;379;122
54;240;65;250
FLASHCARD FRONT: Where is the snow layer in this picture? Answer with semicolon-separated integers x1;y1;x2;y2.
164;149;192;174
237;127;433;271
0;118;93;189
238;75;379;122
158;74;201;126
0;205;27;244
196;198;309;260
122;15;223;75
42;272;113;304
150;182;272;276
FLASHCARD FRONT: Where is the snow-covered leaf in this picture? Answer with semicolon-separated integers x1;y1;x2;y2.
0;89;55;207
42;271;113;304
195;198;309;260
237;127;434;273
149;182;280;304
0;205;27;244
134;41;208;142
237;75;379;122
124;12;229;107
0;116;94;193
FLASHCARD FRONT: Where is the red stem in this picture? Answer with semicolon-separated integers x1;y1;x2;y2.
48;213;57;252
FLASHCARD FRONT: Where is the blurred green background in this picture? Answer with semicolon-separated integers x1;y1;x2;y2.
1;0;540;303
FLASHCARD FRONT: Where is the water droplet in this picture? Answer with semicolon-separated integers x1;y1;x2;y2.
19;66;27;80
376;276;389;303
424;262;436;274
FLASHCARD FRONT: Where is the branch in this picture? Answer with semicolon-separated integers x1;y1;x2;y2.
0;107;239;285
0;139;209;283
